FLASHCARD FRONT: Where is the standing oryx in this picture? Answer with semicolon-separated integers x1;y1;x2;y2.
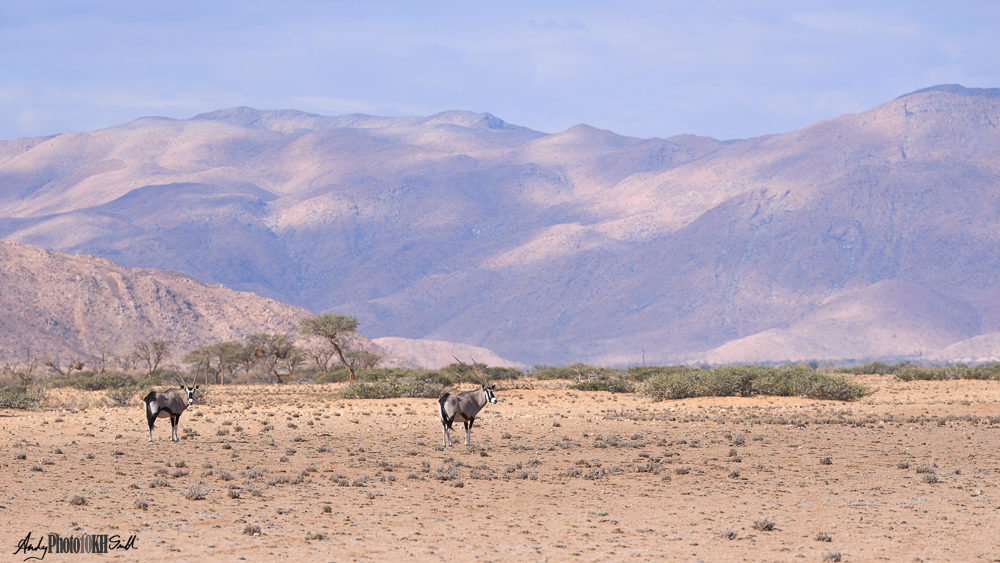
143;375;199;443
438;357;498;447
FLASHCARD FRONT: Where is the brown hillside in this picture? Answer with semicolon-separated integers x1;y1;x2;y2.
0;239;314;363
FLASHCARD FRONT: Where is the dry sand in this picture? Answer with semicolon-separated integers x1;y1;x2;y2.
2;375;999;562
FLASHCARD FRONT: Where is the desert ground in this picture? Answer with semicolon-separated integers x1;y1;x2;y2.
2;375;999;562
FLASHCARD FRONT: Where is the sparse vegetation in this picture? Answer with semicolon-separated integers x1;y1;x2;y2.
185;482;205;500
1;364;996;560
751;516;776;531
338;379;444;399
641;364;871;401
0;385;44;409
299;314;363;383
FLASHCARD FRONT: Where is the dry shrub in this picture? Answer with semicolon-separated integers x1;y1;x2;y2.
185;482;205;500
751;516;775;531
339;379;444;399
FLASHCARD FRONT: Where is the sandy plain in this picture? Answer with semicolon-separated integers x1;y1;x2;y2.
2;375;999;562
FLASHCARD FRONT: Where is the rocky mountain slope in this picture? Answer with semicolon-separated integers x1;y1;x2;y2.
3;85;1000;365
0;240;336;364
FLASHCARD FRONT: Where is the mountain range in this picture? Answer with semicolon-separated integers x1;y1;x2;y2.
3;84;1000;366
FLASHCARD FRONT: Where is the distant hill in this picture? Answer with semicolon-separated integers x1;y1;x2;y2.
3;87;1000;365
0;239;372;365
373;337;526;370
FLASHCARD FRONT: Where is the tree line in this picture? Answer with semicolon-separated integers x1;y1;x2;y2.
4;314;376;386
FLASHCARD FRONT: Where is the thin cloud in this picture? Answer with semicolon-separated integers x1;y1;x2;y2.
0;1;997;141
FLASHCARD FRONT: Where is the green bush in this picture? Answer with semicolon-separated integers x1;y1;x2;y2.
568;379;635;393
105;387;142;407
0;386;44;409
752;365;870;400
835;361;908;375
624;365;700;382
50;372;138;391
317;366;521;386
894;367;953;381
482;366;524;381
639;372;704;400
531;363;621;381
641;365;871;402
338;379;445;399
439;363;523;383
893;364;1000;381
966;364;1000;380
314;369;351;384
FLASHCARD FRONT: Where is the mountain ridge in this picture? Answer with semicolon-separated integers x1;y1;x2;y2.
3;85;1000;365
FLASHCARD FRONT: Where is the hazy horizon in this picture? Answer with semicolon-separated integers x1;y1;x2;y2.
2;1;998;143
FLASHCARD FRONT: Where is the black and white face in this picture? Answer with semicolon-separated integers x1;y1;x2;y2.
184;385;199;405
484;385;497;404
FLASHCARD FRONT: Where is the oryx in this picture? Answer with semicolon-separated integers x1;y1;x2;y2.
438;357;498;447
143;372;199;443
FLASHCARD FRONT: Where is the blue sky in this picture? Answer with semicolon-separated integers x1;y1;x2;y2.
1;1;997;141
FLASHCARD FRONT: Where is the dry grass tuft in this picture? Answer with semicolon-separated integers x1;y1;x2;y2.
185;482;205;500
751;516;775;531
719;528;738;540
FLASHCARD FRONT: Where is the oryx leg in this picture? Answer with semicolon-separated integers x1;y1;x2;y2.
442;416;454;447
464;418;475;446
170;414;180;442
146;410;156;443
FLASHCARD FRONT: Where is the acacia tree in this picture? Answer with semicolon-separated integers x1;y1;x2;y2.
184;341;248;385
346;349;384;370
89;342;113;375
298;315;361;383
245;333;299;383
212;341;248;384
302;338;339;375
133;339;171;380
